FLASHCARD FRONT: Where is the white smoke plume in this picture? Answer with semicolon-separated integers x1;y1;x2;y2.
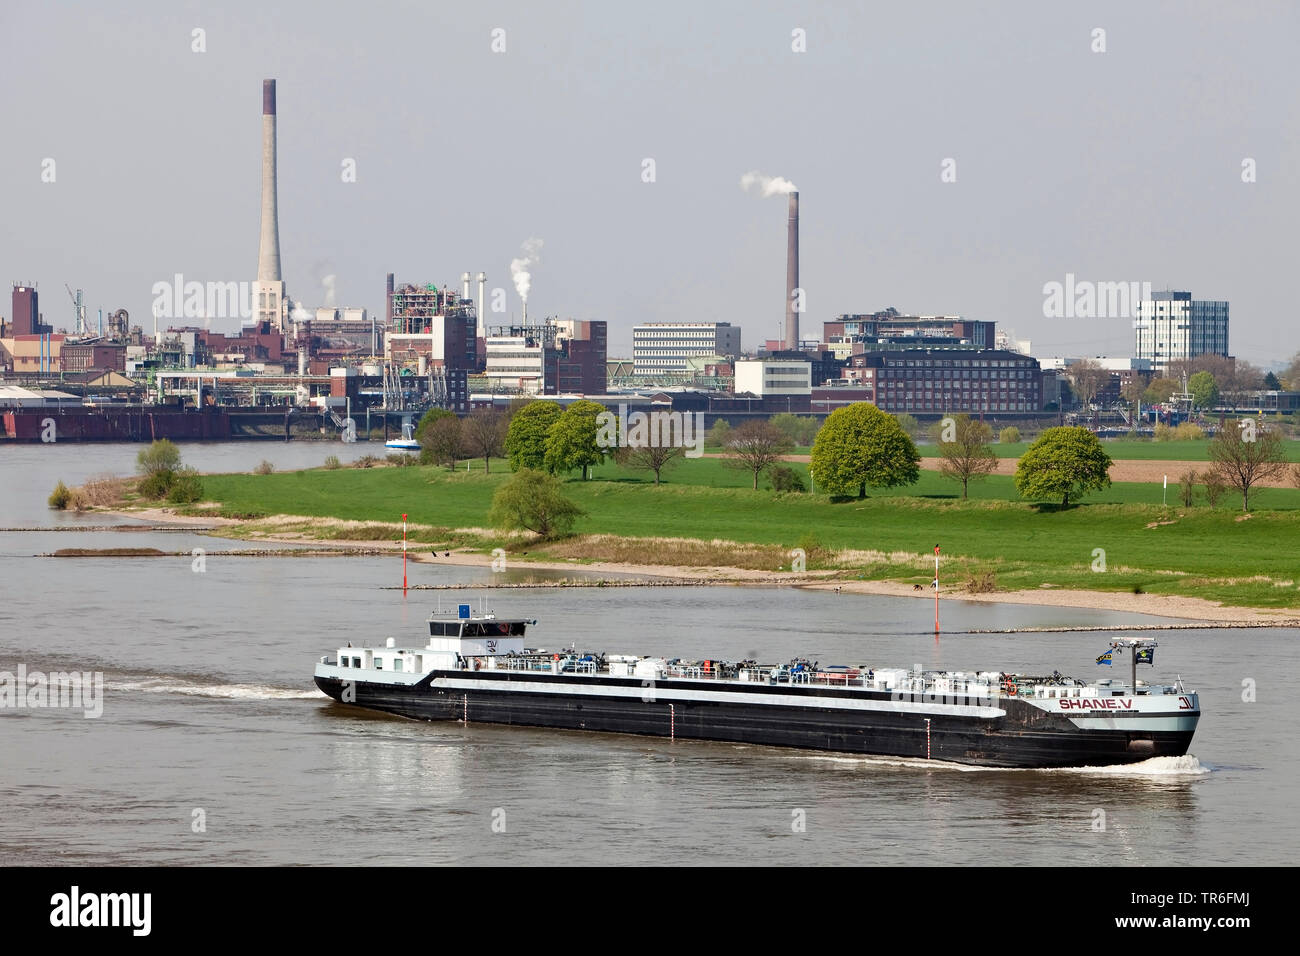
321;274;337;308
290;299;311;323
739;170;798;197
510;237;544;302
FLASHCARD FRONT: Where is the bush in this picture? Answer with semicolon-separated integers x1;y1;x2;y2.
136;439;181;478
253;460;275;475
769;464;806;493
324;455;341;470
386;453;417;467
796;532;826;562
999;426;1020;444
1154;422;1205;442
1203;473;1227;506
49;480;72;510
79;474;126;507
353;455;380;469
1178;469;1199;507
166;467;204;504
138;471;174;500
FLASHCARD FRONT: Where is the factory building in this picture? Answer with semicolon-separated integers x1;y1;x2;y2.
384;282;477;372
734;358;812;397
6;284;51;338
484;319;607;396
823;313;997;358
844;348;1045;415
632;322;741;376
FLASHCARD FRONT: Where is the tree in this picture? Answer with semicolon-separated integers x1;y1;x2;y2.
1282;352;1300;391
1142;378;1178;405
1203;471;1227;507
615;442;684;485
936;414;997;499
768;413;819;446
488;469;586;539
136;439;183;498
808;402;921;498
421;414;464;469
893;413;920;438
1207;419;1287;511
461;408;507;473
1014;426;1113;506
414;407;455;445
543;399;609;479
1264;371;1282;391
504;400;563;471
1187;371;1219;410
1068;359;1109;414
707;419;732;448
1177;469;1199;507
723;420;793;490
136;439;181;478
999;426;1020;444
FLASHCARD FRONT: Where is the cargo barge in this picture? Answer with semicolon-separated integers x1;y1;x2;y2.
313;608;1200;769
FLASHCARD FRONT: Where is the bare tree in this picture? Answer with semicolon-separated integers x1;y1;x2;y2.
615;443;684;485
1177;469;1199;507
724;420;794;490
936;414;998;499
421;414;464;469
461;408;507;473
1208;420;1287;511
1282;351;1300;391
1068;360;1110;417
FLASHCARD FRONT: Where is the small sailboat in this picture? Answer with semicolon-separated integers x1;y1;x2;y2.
385;422;420;450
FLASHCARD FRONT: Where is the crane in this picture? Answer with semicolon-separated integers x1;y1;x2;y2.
64;284;86;336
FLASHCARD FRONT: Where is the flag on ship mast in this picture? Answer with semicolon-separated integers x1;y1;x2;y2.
1095;649;1114;666
1135;646;1155;666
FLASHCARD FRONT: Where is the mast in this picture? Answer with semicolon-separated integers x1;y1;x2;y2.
1109;638;1157;691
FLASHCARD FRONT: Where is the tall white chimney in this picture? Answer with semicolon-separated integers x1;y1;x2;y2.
254;79;287;332
461;272;471;302
476;272;487;338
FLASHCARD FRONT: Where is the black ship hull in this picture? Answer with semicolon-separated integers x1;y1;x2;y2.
314;669;1196;770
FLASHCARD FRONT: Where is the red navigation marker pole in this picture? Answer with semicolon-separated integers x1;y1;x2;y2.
934;544;940;636
402;513;408;593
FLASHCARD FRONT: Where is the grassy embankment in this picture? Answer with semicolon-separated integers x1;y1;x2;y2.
187;454;1300;611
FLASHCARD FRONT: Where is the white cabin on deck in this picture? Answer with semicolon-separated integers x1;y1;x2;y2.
322;610;532;679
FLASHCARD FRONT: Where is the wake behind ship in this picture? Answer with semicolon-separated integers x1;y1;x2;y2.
312;608;1200;769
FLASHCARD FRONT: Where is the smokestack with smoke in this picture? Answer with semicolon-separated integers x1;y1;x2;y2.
510;237;543;323
740;171;801;351
739;170;798;198
786;191;799;351
321;274;336;309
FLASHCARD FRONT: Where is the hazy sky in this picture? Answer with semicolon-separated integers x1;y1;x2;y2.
3;1;1297;363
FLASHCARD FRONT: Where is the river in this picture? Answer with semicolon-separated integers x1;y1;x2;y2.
0;442;1294;864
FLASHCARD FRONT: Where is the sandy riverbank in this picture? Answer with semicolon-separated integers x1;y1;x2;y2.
96;509;1296;626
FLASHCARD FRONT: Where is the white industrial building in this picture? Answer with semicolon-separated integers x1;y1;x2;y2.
734;358;812;397
632;322;741;375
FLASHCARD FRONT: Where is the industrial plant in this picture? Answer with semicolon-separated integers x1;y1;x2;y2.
1;79;1274;443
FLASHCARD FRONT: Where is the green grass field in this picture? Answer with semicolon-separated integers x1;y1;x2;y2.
194;454;1300;611
972;438;1300;461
